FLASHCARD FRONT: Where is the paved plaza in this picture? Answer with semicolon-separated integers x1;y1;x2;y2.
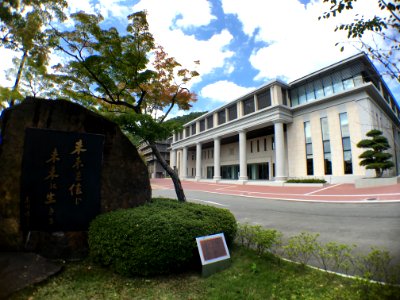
151;178;400;203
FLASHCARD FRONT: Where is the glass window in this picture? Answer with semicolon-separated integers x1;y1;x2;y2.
304;121;313;175
298;86;306;104
339;113;349;137
343;150;352;161
228;105;237;121
218;110;226;125
243;97;255;115
342;77;355;89
304;121;312;143
343;151;353;174
185;127;190;137
257;140;260;152
323;141;331;152
200;119;205;132
207;115;213;129
324;153;332;175
306;143;313;155
264;138;267;151
307;158;314;175
320;117;330;140
290;88;299;107
323;76;334;96
314;79;324;99
191;124;196;135
306;82;315;101
257;89;271;109
179;131;183;140
342;137;351;151
332;72;344;93
353;75;364;86
282;89;287;106
321;117;332;175
340;112;352;174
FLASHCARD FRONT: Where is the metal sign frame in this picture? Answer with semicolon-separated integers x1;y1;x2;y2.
196;232;230;265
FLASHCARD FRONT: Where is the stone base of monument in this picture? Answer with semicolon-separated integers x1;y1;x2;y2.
24;231;88;260
0;252;62;299
201;259;231;277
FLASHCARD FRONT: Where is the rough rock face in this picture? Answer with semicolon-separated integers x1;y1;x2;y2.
0;98;151;257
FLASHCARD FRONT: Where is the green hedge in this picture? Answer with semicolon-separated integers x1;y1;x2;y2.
286;178;327;183
88;198;237;276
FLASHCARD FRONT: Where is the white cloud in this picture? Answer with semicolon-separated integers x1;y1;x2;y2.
221;0;389;82
200;80;255;103
66;0;95;15
173;0;216;28
95;0;131;19
133;0;234;80
164;107;187;120
65;0;131;23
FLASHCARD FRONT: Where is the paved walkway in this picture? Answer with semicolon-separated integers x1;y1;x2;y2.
151;178;400;203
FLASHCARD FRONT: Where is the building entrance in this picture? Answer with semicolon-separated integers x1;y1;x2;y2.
247;163;269;180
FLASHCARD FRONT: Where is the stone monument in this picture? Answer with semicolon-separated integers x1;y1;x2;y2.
0;98;151;258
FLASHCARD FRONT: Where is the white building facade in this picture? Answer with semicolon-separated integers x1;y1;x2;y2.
170;54;400;184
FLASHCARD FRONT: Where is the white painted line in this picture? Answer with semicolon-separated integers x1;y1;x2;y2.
304;184;342;195
216;186;238;191
186;190;400;204
243;190;400;197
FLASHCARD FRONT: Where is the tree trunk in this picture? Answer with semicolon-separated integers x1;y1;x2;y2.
148;141;186;202
10;50;28;106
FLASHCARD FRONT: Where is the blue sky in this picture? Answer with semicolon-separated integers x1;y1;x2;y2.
1;0;399;117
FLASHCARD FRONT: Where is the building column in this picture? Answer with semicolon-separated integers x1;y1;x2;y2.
213;137;221;180
239;130;248;180
170;149;177;172
182;146;188;179
195;142;202;181
274;122;287;180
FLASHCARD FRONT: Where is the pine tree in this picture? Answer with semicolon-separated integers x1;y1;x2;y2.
357;129;394;178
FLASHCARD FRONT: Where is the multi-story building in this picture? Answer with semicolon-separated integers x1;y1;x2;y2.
138;139;171;178
169;53;400;184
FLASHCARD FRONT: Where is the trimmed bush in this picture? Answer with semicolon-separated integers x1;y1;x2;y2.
88;198;237;276
286;178;327;183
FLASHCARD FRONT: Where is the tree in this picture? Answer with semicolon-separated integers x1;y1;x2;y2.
320;0;400;82
4;56;58;99
0;0;68;107
357;129;394;177
52;11;198;202
164;111;208;127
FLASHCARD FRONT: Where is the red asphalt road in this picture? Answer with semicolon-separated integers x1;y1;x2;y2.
151;178;400;202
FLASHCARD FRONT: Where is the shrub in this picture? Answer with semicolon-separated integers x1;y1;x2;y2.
286;178;327;183
355;247;399;283
315;241;355;274
283;232;320;266
88;198;237;277
236;223;261;248
254;228;282;256
236;223;282;256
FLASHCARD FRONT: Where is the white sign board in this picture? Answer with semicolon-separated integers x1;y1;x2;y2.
196;233;230;265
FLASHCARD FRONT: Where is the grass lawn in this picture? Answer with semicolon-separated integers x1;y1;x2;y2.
9;246;400;300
